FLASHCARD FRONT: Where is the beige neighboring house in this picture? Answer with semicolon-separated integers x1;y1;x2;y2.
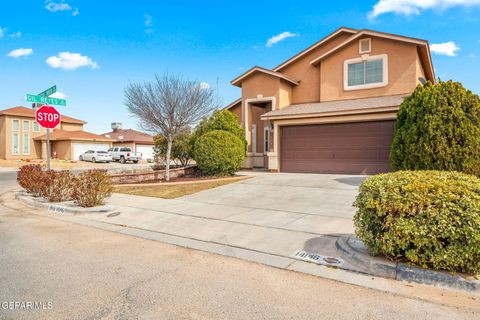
226;27;435;174
0;106;114;161
102;123;155;161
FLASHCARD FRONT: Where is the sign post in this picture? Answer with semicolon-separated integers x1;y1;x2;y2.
27;86;66;170
35;105;61;170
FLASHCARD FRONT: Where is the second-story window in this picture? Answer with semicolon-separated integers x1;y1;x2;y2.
344;54;388;91
33;121;40;132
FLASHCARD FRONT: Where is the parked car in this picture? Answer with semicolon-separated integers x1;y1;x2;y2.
79;150;112;163
108;147;142;164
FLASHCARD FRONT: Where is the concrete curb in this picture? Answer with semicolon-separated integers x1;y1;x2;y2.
335;236;480;293
15;193;119;215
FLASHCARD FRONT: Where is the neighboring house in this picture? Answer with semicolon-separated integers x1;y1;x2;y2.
226;27;434;174
0;106;114;160
102;123;155;161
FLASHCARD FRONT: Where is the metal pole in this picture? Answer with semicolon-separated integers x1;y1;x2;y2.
46;128;51;170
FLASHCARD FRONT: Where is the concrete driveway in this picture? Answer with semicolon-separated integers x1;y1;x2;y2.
186;172;362;216
44;171;365;265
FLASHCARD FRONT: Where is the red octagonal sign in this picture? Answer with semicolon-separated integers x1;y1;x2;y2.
35;105;61;129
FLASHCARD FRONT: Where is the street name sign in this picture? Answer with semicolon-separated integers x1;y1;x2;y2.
37;85;57;98
26;94;66;106
35;105;61;129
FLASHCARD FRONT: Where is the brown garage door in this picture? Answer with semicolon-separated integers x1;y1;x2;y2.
280;121;395;175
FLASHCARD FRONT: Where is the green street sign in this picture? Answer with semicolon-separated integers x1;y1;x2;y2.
26;94;66;106
38;85;57;98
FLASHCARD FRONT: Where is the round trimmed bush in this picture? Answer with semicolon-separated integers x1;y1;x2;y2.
194;110;246;150
391;80;480;176
194;130;245;176
354;170;480;273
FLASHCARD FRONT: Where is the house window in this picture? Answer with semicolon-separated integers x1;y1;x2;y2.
12;119;19;132
344;54;388;90
33;121;40;132
264;127;270;154
251;125;257;154
359;38;371;54
23;120;30;132
12;133;19;155
23;132;30;155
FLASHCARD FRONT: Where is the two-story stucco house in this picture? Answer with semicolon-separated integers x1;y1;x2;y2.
225;27;435;174
0;106;114;160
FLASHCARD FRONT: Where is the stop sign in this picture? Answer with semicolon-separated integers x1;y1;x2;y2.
35;105;61;129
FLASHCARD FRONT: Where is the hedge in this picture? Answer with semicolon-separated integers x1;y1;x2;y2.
391;80;480;176
193;130;245;176
354;170;480;273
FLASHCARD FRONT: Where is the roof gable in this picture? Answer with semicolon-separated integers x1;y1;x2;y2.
273;27;357;71
102;128;154;144
231;66;299;87
309;29;435;81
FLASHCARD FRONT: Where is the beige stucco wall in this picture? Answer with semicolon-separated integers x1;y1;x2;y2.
112;142;135;149
0;117;5;159
277;32;352;104
52;140;72;160
415;49;426;85
229;103;242;124
61;122;84;131
1;115;46;160
320;36;418;101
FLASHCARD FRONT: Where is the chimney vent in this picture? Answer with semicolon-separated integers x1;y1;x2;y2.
111;122;122;131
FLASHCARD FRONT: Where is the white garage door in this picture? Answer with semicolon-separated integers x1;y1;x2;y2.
136;144;155;161
73;143;110;160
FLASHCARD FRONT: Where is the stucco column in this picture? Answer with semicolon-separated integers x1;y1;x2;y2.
41;141;47;160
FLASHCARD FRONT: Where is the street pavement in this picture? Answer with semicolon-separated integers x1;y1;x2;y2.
0;202;478;320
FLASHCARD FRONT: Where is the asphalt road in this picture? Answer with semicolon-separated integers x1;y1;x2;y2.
0;200;478;320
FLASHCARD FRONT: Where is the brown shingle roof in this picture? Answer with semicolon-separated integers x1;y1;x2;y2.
102;129;154;145
34;129;115;142
0;106;86;124
261;94;407;120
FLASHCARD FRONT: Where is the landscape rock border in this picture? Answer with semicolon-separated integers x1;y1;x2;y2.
335;236;480;293
15;192;119;215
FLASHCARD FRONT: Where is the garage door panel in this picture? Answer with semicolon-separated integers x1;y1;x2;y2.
280;121;395;175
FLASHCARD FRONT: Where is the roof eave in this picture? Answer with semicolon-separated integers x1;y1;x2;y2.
261;105;400;121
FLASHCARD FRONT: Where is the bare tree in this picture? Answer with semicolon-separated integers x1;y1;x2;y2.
125;74;219;181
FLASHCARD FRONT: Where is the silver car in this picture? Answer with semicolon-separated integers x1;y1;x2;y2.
79;150;112;163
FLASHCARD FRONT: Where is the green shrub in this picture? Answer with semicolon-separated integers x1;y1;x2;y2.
193;130;245;176
354;170;480;273
40;170;76;202
194;110;246;148
73;169;113;207
391;80;480;176
17;164;46;197
154;129;194;166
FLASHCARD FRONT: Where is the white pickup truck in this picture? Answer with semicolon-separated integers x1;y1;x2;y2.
108;147;142;164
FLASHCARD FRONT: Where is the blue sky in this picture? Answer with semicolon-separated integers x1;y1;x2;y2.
1;0;479;133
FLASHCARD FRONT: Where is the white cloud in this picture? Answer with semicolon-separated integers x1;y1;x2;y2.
144;14;154;33
430;41;460;56
50;91;67;99
199;82;210;90
266;31;298;47
0;27;6;38
9;31;21;38
72;8;80;16
46;52;99;70
144;14;153;27
45;1;72;12
7;48;33;58
369;0;480;18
